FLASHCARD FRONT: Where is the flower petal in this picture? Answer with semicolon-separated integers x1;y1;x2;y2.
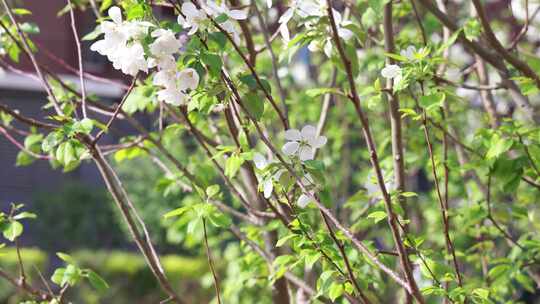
178;68;199;90
108;6;122;24
279;8;294;24
282;141;300;156
297;194;312;208
381;64;401;79
284;129;301;141
301;125;317;141
309;135;327;149
299;145;314;161
182;3;199;17
323;40;332;57
279;23;290;42
228;9;248;20
253;153;267;169
338;28;353;40
263;179;273;198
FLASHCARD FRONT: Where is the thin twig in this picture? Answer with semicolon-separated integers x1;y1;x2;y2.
202;218;222;304
67;0;88;118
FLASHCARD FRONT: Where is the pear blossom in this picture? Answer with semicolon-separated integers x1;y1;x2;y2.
90;7;128;58
178;2;207;35
113;42;148;76
297;174;315;208
201;1;247;44
282;125;327;161
149;29;182;58
297;193;312;208
178;68;200;91
203;0;248;20
156;88;188;106
90;6;150;76
278;0;324;42
153;68;200;106
381;64;401;79
253;152;269;169
400;45;416;60
381;64;402;87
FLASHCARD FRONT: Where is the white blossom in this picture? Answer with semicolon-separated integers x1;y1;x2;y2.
90;6;150;76
178;2;207;35
282;125;327;161
278;0;324;42
157;88;188;106
400;45;416;60
178;68;200;91
149;29;182;58
381;64;401;79
297;193;312;208
253;152;268;169
263;179;274;198
381;64;402;87
203;0;248;20
114;42;148;76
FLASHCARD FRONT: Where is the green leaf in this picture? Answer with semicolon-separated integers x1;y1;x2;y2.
244;92;264;121
206;185;220;199
57;252;77;265
82;27;102;41
86;270;109;292
225;154;245;178
464;19;481;41
276;234;297;247
51;268;66;286
486;135;513;159
239;74;257;90
472;288;489;300
16;151;35;167
419;92;445;108
488;264;510;280
13;212;36;220
99;0;113;12
215;13;229;23
164;206;191;219
328;282;344;301
201;52;222;78
12;8;32;15
126;4;145;20
367;211;387;223
2;221;23;241
75;118;94;134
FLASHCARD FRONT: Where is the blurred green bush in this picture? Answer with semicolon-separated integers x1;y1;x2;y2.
30;182;126;251
0;248;210;303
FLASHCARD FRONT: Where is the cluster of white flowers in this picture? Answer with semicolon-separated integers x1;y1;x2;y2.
278;0;352;57
178;1;247;43
278;0;324;42
254;152;317;208
253;153;282;199
253;125;327;208
282;125;327;161
90;7;151;76
307;9;353;57
90;6;200;106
